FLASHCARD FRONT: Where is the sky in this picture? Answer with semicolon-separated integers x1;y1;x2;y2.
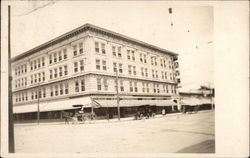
9;1;213;92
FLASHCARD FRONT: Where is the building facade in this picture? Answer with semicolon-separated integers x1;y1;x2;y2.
12;24;180;121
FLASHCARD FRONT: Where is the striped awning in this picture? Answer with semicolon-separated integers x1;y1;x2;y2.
13;97;92;114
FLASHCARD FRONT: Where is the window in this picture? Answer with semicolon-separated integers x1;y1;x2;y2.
146;83;149;92
74;62;78;73
96;59;101;70
120;80;124;92
112;46;116;57
151;57;154;65
133;66;136;75
63;49;67;59
165;72;167;80
157;84;160;93
163;84;166;93
15;68;17;75
118;47;122;58
38;59;41;68
127;50;130;60
43;88;46;98
38;73;41;82
21;78;23;87
64;65;68;75
103;78;108;91
142;83;145;92
134;82;138;92
49;55;52;64
163;60;166;68
35;91;37;99
102;60;107;71
54;68;57;78
95;42;99;53
49;70;53;79
170;73;172;80
152;70;155;78
73;45;77;56
160;59;163;67
79;43;83;54
54;53;57;63
34;60;37;69
50;87;53;96
101;43;105;54
55;85;58;96
113;62;117;72
59;67;63;77
42;57;45;66
31;92;34;100
97;78;102;90
141;67;144;76
155;70;158;78
153;84;156;93
75;81;79;92
18;79;20;87
65;83;68;94
145;68;148;77
81;80;85;91
140;54;143;62
42;72;45;81
129;81;133;92
31;75;33;84
166;85;169;93
80;60;84;71
128;65;132;75
34;74;37;83
59;51;62;61
155;57;157;66
131;51;135;61
119;63;123;73
24;64;27;72
60;84;63;95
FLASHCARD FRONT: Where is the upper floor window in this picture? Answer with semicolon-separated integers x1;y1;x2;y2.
80;60;84;71
58;51;62;61
81;79;85;91
131;51;135;61
73;45;77;56
102;60;107;71
59;67;63;77
74;62;78;73
63;49;67;59
79;43;83;54
53;53;57;63
127;50;131;60
75;81;79;92
117;47;122;58
65;83;69;94
96;59;101;70
140;54;143;62
112;46;116;57
49;55;52;64
134;82;138;92
119;63;123;73
64;65;68;75
113;62;117;72
128;65;132;75
129;81;133;92
133;66;136;75
101;43;106;54
144;54;147;63
145;68;148;77
120;80;124;92
103;78;108;91
97;78;102;90
95;42;99;53
42;57;45;67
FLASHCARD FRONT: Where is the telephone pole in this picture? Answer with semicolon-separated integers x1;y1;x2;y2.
8;5;15;153
115;70;120;120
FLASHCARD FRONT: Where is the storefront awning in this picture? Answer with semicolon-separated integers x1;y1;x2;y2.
13;97;92;114
94;97;176;107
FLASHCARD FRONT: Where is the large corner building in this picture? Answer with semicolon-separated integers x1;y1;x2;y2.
12;24;180;121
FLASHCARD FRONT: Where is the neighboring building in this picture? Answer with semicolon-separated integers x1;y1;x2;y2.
179;91;214;112
12;23;180;121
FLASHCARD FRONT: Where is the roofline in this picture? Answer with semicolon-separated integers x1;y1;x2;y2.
12;23;178;62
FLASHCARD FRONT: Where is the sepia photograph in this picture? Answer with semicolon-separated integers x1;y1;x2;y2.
0;0;249;157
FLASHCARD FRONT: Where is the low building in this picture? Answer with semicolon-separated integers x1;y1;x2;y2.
12;24;180;122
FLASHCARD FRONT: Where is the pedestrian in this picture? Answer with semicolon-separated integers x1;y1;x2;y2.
162;108;166;116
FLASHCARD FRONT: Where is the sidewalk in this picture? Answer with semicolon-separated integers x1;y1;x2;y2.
14;110;213;127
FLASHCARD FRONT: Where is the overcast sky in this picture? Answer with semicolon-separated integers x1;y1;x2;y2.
9;1;213;91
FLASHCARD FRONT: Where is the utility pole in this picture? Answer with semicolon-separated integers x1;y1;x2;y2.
8;5;15;153
37;83;40;124
115;70;120;120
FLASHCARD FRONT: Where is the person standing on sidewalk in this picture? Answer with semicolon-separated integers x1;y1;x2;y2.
162;108;166;116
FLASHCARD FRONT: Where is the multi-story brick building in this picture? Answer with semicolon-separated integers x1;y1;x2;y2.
12;24;180;121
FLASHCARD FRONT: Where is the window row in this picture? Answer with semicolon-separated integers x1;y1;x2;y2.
49;49;67;64
96;59;107;71
75;79;85;92
50;83;69;97
15;64;27;76
30;72;45;84
49;65;68;79
95;42;106;54
15;77;27;88
31;57;45;71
